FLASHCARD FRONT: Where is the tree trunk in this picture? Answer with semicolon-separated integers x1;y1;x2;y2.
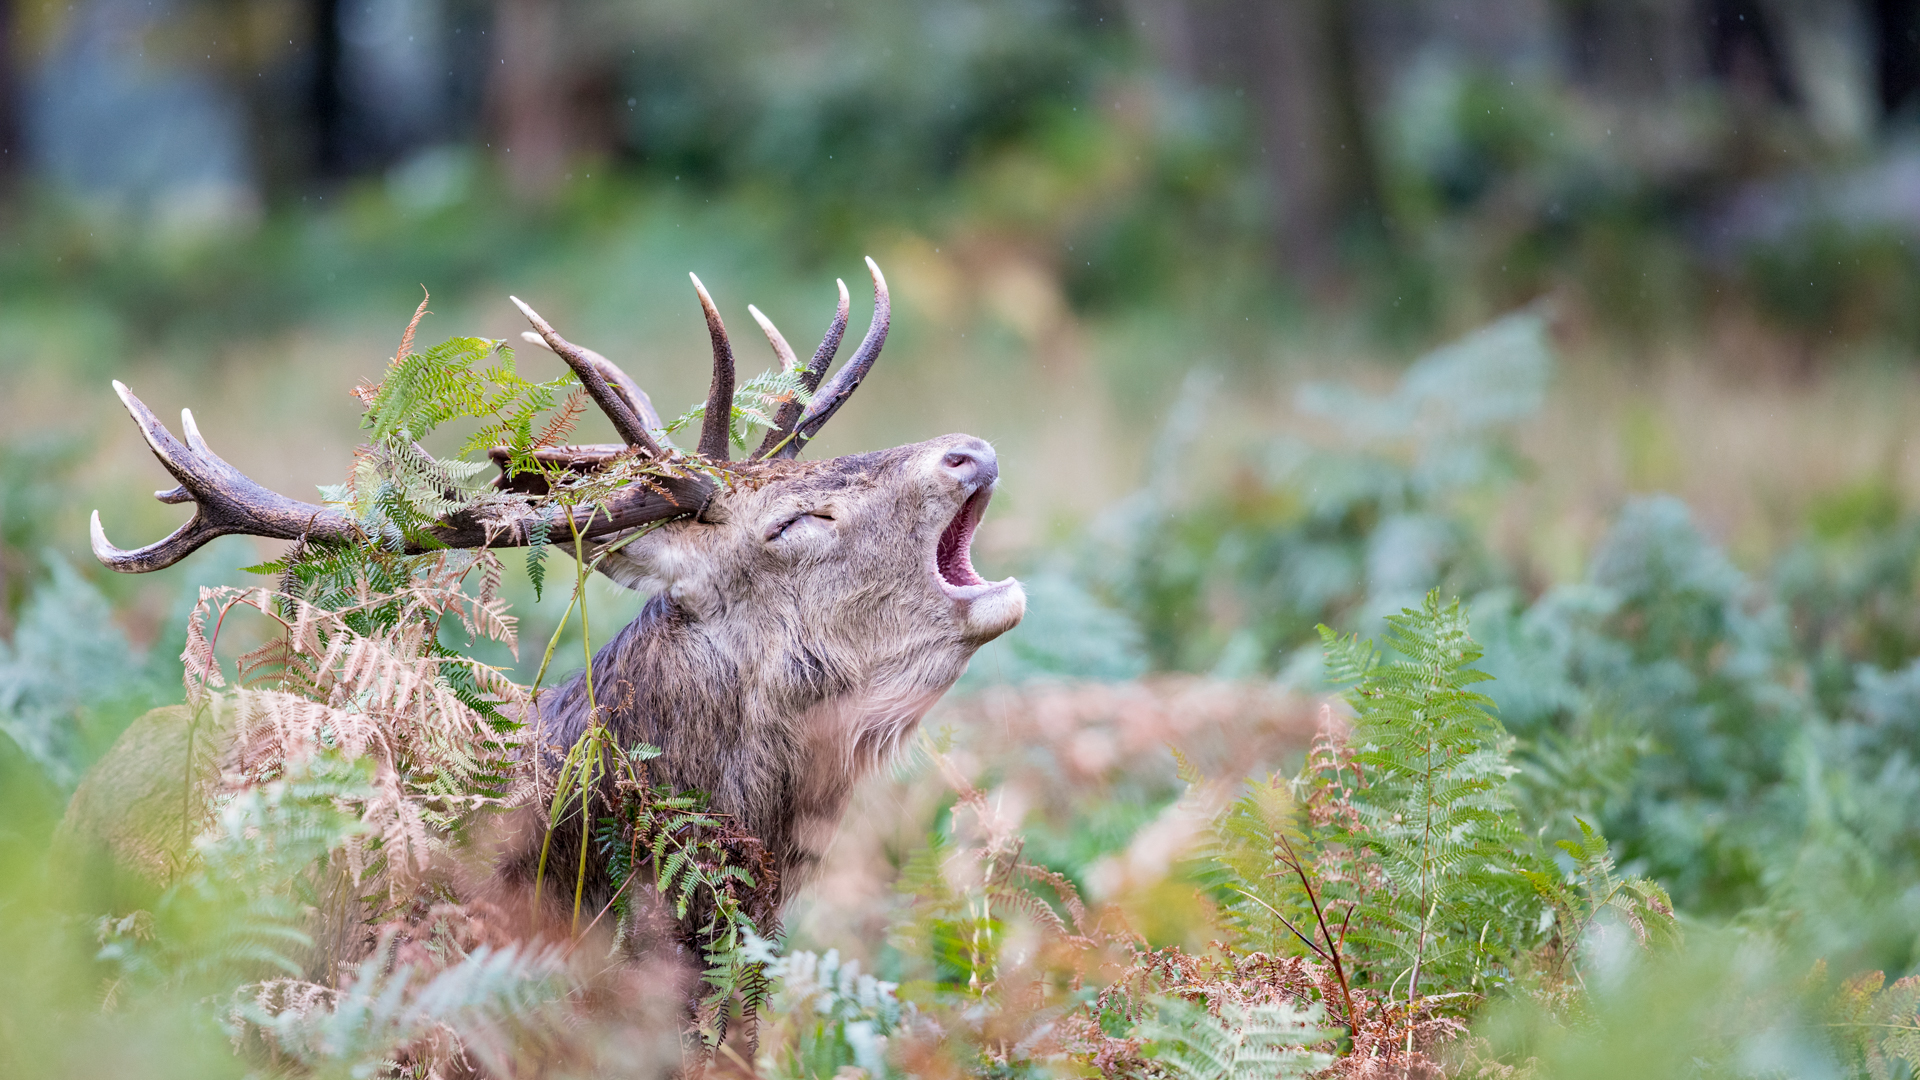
1703;0;1798;105
1870;0;1920;119
1129;0;1382;286
1561;0;1705;97
488;0;570;200
309;0;347;178
0;0;19;189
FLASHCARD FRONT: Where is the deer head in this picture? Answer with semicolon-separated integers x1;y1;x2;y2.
91;260;1025;916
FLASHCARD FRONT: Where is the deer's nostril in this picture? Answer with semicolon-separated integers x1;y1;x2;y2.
939;441;998;487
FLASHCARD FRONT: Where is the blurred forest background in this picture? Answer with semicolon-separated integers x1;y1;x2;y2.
14;0;1920;1075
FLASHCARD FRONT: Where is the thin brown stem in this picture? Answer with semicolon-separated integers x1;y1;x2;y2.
569;510;600;934
1232;887;1331;961
1277;831;1359;1037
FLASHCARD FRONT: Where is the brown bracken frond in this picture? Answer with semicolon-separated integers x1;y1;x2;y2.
398;287;431;362
531;391;588;452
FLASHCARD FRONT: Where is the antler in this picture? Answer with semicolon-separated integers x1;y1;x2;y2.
678;262;882;463
90;382;360;573
517;333;664;433
93;384;714;574
772;258;888;460
94;264;893;574
511;297;665;456
690;274;736;461
752;278;850;459
747;303;799;373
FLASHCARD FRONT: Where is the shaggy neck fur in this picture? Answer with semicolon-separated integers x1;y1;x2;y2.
493;434;1024;937
505;590;965;917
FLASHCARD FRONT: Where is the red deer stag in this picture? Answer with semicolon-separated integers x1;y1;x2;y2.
81;260;1025;936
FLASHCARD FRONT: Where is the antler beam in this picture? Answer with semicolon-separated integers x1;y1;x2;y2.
92;382;360;572
93;383;713;573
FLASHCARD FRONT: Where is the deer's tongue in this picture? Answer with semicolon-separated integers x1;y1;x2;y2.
936;488;989;589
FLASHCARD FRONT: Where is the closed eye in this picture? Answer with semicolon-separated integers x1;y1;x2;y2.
764;512;834;542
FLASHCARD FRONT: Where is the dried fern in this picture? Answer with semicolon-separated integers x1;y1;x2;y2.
1826;968;1920;1080
180;560;530;906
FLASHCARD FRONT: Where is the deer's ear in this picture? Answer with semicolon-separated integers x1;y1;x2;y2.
595;525;723;616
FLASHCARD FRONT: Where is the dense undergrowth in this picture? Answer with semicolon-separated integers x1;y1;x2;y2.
14;5;1920;1070
7;307;1920;1078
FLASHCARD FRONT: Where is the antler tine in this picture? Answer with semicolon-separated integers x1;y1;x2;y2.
518;331;666;433
92;382;358;573
752;278;849;459
747;305;799;373
510;297;664;456
775;259;888;460
180;408;214;455
690;273;736;462
812;277;852;387
96;380;718;573
90;510;205;575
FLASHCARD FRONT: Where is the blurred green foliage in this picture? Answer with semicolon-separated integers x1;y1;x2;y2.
13;1;1920;1070
1062;308;1920;981
1085;312;1550;675
11;299;1920;1071
0;554;162;787
618;2;1115;208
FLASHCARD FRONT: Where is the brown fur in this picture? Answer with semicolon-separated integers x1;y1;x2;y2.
496;434;1025;920
61;434;1024;956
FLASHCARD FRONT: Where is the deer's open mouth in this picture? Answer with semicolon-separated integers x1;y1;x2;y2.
934;486;998;597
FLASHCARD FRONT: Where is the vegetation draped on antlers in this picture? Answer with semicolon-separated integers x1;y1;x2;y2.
90;260;892;573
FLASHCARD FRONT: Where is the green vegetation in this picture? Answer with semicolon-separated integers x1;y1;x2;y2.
11;302;1920;1076
14;3;1920;1073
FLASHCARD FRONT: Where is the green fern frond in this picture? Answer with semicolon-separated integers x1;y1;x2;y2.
526;513;553;601
668;367;814;452
752;938;912;1079
1193;774;1319;956
348;436;504;551
237;940;572;1076
1522;816;1678;980
363;336;500;442
103;753;379;984
1138;998;1333;1080
1312;592;1538;1001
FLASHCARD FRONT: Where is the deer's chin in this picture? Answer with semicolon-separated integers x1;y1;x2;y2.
932;485;1026;641
957;577;1026;642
